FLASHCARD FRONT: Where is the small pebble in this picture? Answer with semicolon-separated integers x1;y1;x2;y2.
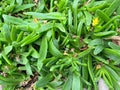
98;78;109;90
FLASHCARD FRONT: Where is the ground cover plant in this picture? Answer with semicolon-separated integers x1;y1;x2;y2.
0;0;120;90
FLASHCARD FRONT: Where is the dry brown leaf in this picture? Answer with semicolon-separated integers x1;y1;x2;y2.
105;36;120;46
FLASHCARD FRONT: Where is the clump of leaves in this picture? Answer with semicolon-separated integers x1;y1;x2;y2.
0;0;120;90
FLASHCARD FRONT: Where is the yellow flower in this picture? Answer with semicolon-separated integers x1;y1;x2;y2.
96;64;101;70
33;18;39;23
92;17;99;26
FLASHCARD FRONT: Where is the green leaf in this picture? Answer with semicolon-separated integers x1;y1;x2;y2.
103;48;120;64
30;46;39;58
77;19;84;36
3;15;27;25
77;47;93;58
2;24;11;43
92;55;109;64
108;42;120;50
84;11;92;30
21;56;28;64
102;75;113;89
72;74;80;90
10;26;18;41
55;23;66;33
37;36;48;71
94;15;120;32
104;65;120;81
0;75;24;85
21;34;40;46
96;9;110;22
49;39;62;57
68;9;73;33
4;45;12;55
16;0;23;5
94;31;117;37
88;39;104;46
5;5;15;13
36;74;53;87
37;23;53;33
2;53;12;65
25;62;33;75
24;12;66;20
39;36;48;61
93;45;104;55
88;55;98;90
62;74;72;90
105;0;120;16
116;5;120;15
13;4;35;13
